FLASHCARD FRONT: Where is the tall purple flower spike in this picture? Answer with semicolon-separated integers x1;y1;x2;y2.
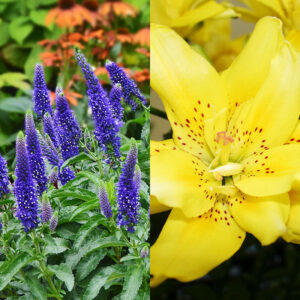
117;140;140;232
75;49;121;160
0;154;10;198
41;193;52;223
105;60;147;111
99;182;113;218
49;211;58;231
109;83;124;124
44;112;59;149
33;64;52;118
14;132;39;232
25;111;48;196
54;87;81;161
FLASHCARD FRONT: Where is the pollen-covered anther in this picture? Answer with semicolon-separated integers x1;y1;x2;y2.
213;172;223;181
216;131;234;146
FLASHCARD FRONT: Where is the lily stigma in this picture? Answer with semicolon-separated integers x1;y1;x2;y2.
150;17;300;286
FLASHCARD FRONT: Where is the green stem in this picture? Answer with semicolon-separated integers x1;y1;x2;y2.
150;106;167;119
31;232;61;300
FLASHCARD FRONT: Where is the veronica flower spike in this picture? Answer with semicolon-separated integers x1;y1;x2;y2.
44;112;59;149
0;154;10;198
117;139;140;232
99;181;113;218
75;49;121;159
109;83;124;124
54;87;81;161
14;132;39;232
150;18;300;286
25;111;48;196
33;64;52;118
105;60;147;110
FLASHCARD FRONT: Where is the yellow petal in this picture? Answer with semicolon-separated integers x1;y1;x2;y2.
151;23;228;161
286;121;300;144
229;42;300;160
171;1;225;28
151;195;170;214
221;17;284;112
150;204;245;286
151;140;220;218
234;144;300;197
283;191;300;243
229;193;289;245
256;0;286;19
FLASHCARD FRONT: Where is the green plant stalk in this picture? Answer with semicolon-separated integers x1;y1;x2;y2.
31;231;62;300
150;106;167;119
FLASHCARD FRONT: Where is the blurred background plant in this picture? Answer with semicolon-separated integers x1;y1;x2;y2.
0;0;149;165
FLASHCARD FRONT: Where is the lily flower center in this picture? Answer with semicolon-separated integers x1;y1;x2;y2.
209;132;244;195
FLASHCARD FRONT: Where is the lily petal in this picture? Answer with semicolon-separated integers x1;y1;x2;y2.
286;121;300;144
234;144;300;197
229;43;300;160
222;17;284;112
229;193;289;245
151;195;171;214
283;191;300;243
151;23;228;161
151;140;220;218
150;205;245;286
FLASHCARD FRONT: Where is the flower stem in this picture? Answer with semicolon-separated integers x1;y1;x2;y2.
150;106;167;119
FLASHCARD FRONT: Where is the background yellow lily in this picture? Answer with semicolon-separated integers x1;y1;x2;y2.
150;17;300;286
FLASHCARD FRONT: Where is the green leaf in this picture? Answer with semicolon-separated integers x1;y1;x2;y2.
9;17;34;44
24;45;44;81
44;236;69;255
29;10;49;27
51;188;97;202
76;249;106;281
85;236;127;256
0;132;17;146
24;275;47;300
120;264;144;300
76;171;102;187
2;44;29;68
69;199;99;221
60;152;94;171
48;263;74;292
0;252;32;291
73;216;104;250
0;22;9;47
82;266;116;300
0;73;30;91
0;97;32;113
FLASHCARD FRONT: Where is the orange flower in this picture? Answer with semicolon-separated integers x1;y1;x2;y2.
136;47;150;57
99;0;138;18
132;27;150;46
46;0;98;28
50;89;82;106
131;69;150;82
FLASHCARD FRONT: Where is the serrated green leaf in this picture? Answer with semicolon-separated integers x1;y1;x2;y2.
69;199;99;221
48;263;74;292
51;188;97;202
60;152;94;171
82;266;116;300
24;275;47;300
76;249;106;281
44;236;69;255
0;252;32;291
120;264;144;300
73;216;104;250
9;17;33;44
76;171;102;187
0;97;32;113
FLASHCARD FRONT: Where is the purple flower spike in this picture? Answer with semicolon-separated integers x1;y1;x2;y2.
33;64;52;118
58;161;75;186
44;112;59;149
49;166;58;185
99;182;112;218
117;140;140;232
49;211;58;231
0;154;10;198
25;111;48;196
75;49;121;160
41;193;52;223
54;87;81;161
37;132;60;167
105;60;147;110
109;83;124;124
14;132;39;232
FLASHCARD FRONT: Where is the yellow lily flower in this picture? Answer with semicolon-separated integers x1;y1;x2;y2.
150;17;300;286
231;0;300;50
151;0;237;38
